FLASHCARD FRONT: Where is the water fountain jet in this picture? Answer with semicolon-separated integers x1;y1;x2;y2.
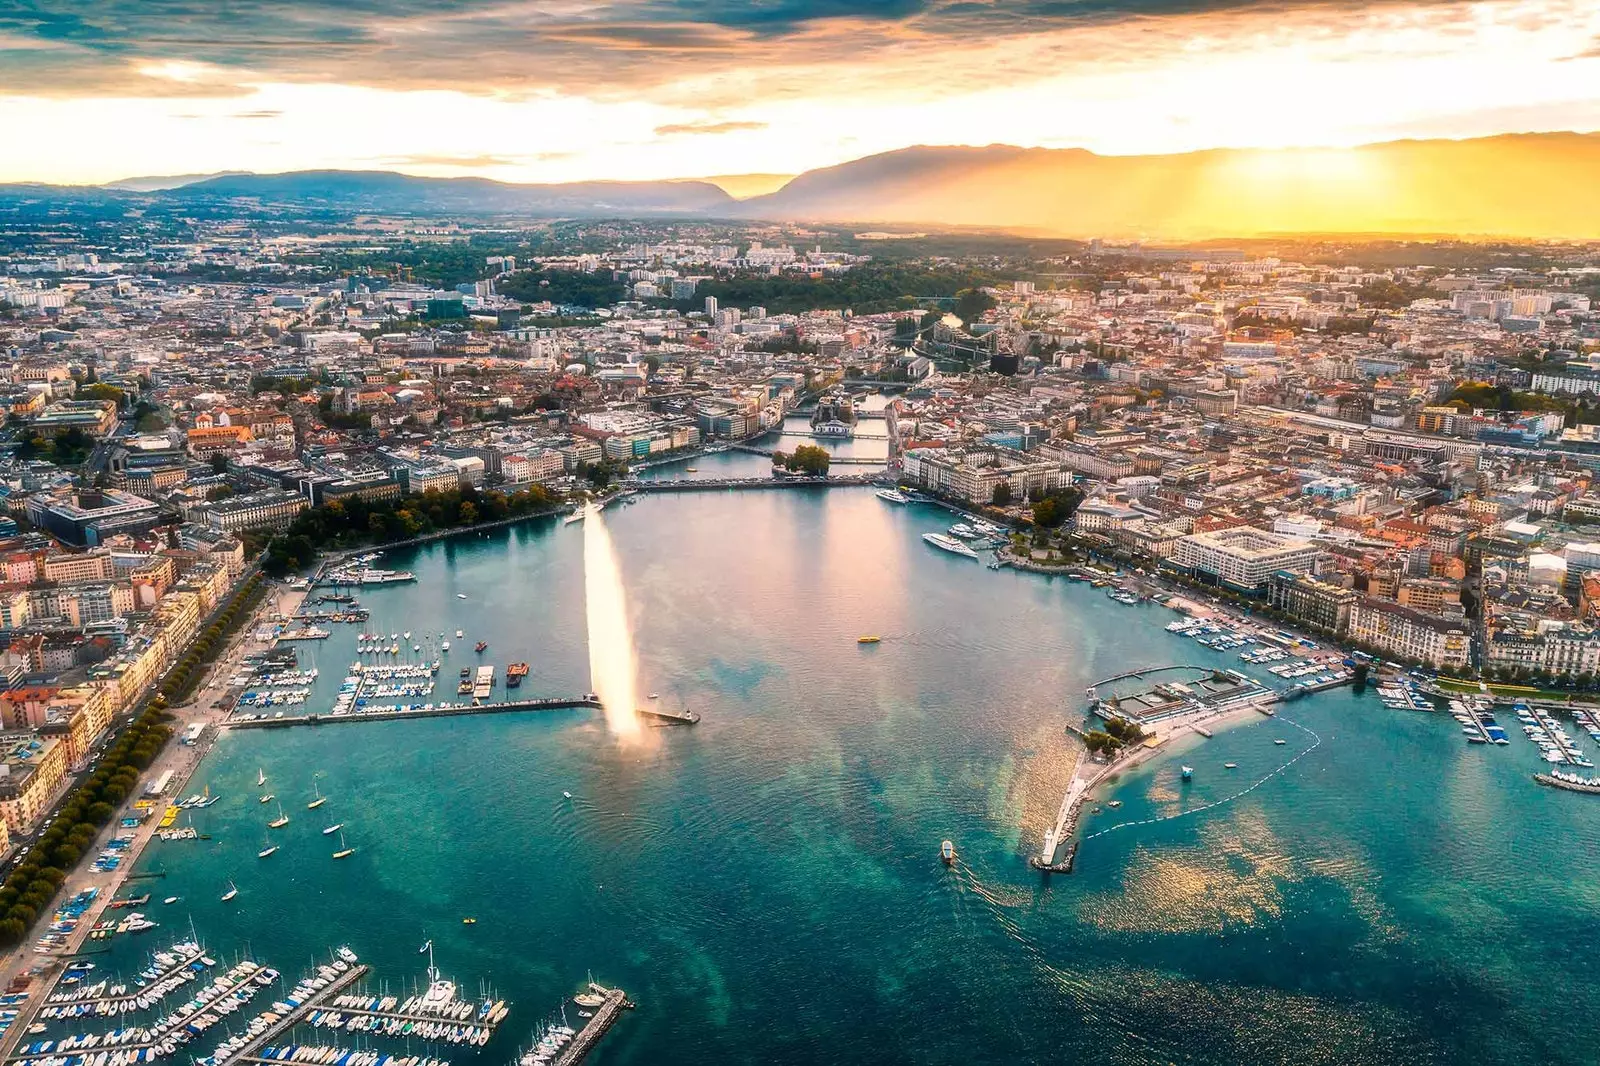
583;502;644;741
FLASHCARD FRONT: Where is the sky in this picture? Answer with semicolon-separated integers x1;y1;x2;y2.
1;0;1598;187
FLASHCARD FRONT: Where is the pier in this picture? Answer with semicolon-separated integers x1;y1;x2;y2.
220;963;370;1065
229;697;699;729
552;987;631;1066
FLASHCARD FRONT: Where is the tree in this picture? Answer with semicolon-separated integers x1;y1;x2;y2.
992;483;1013;507
953;287;996;326
776;444;830;476
210;453;230;475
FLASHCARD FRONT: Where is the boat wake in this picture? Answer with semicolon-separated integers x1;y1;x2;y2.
1080;717;1323;844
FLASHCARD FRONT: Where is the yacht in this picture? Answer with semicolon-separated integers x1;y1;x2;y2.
922;532;979;559
940;840;955;865
268;802;289;829
257;768;266;787
876;489;909;504
442;641;451;651
332;831;355;860
258;793;273;804
308;782;327;810
258;844;278;859
948;523;982;539
562;791;573;800
456;629;465;638
457;593;468;599
220;881;238;903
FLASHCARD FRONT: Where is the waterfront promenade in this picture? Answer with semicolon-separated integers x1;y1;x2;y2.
228;697;698;730
0;582;304;1053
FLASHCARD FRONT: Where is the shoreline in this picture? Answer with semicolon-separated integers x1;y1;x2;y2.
0;581;295;1045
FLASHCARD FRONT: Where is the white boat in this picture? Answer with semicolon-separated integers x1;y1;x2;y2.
456;630;465;638
922;532;979;559
876;489;909;504
456;593;468;599
562;791;572;800
220;881;238;902
258;845;278;859
442;641;451;650
269;801;289;829
163;897;179;905
322;823;344;836
257;768;266;787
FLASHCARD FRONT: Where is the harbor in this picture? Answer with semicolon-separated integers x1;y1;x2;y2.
227;696;698;729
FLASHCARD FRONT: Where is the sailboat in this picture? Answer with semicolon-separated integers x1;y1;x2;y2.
259;793;274;804
322;822;344;836
332;830;355;860
308;782;327;810
269;801;289;829
257;768;266;787
220;880;238;902
258;836;279;859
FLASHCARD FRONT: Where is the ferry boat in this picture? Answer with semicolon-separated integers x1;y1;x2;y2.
940;840;955;865
922;532;979;559
507;662;530;688
876;489;909;504
857;635;881;644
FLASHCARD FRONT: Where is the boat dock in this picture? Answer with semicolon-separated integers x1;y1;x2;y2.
551;987;631;1066
37;942;207;1019
1535;772;1600;794
215;963;371;1066
228;697;699;729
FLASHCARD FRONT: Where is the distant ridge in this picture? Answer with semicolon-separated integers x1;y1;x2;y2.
105;171;247;192
734;134;1600;239
168;170;737;215
6;132;1600;237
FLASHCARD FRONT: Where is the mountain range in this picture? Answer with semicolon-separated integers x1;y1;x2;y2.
8;133;1600;238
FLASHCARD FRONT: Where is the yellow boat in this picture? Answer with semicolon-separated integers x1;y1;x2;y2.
857;635;881;644
462;917;477;925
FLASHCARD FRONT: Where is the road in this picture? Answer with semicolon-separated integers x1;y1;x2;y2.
0;582;303;1055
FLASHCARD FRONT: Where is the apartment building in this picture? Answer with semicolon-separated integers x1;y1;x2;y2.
1171;527;1321;591
1348;599;1471;670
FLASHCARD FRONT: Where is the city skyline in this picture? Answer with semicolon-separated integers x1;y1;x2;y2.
2;0;1599;188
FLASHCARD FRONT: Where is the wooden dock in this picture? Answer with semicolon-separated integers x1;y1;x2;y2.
552;987;631;1066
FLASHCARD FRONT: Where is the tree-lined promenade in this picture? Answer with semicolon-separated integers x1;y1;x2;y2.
0;572;267;949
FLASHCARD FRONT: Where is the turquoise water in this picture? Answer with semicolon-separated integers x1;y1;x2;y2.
100;489;1600;1064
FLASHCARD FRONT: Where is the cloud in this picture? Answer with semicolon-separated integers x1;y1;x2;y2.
0;0;1514;101
378;153;522;168
653;119;768;136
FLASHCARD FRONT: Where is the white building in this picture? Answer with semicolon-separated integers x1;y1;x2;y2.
1171;527;1320;590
